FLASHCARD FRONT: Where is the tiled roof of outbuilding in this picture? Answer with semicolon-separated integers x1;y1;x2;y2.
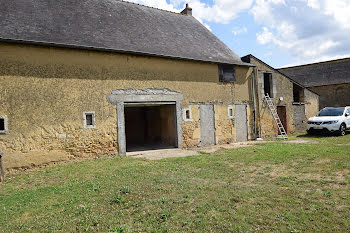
278;58;350;87
0;0;249;66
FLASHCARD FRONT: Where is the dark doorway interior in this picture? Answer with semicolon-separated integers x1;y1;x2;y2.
277;106;288;134
293;84;304;102
264;73;273;97
0;118;4;131
124;104;177;152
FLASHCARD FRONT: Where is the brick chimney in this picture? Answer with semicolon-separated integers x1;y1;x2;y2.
181;3;192;16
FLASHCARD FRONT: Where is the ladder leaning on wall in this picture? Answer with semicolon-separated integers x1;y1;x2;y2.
263;94;288;139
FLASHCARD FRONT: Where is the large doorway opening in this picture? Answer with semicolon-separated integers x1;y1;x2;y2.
124;104;177;152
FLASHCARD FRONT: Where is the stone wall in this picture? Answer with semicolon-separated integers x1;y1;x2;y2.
214;105;235;144
0;118;119;156
309;83;350;109
0;42;253;161
182;105;201;147
304;88;320;119
250;56;319;137
182;104;237;147
252;57;294;137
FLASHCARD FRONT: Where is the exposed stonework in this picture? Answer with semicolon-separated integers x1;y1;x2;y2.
249;56;319;137
304;88;320;119
182;105;201;147
214;105;235;144
309;83;350;109
0;120;118;157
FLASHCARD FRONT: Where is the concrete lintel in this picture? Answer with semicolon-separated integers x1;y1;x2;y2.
293;102;311;105
107;89;183;105
108;94;183;104
125;101;175;106
229;102;252;105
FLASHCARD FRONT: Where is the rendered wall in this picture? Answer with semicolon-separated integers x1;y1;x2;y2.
0;42;252;162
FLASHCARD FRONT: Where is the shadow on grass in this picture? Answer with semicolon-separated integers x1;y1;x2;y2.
297;131;350;138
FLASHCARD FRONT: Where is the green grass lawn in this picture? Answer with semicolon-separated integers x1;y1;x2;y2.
1;134;350;232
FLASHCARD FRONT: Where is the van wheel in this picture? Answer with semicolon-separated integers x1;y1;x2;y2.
339;123;346;136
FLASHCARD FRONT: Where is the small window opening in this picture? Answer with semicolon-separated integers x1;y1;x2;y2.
185;110;190;119
183;107;193;121
228;105;234;119
219;64;236;82
0;119;4;131
293;83;304;102
0;116;8;134
86;114;93;126
83;112;96;129
263;73;273;97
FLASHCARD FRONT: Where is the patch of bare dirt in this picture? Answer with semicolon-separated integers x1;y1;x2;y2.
224;162;244;168
284;140;318;144
316;158;331;164
128;141;269;160
129;149;199;160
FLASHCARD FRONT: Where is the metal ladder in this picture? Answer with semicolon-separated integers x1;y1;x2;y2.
263;94;288;139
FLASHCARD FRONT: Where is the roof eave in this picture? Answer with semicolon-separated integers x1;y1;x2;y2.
0;37;252;66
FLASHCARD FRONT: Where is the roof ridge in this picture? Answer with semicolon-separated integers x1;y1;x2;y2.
278;56;350;70
116;0;184;16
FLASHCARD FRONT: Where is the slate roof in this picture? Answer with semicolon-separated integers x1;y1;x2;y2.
0;0;249;66
278;58;350;87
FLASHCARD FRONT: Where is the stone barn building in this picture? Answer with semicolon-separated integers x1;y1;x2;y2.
0;0;255;164
242;55;319;136
279;58;350;109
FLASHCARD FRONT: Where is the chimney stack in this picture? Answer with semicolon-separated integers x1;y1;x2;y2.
181;3;192;16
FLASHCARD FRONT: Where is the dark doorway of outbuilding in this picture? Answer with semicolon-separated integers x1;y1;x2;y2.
124;104;177;152
293;84;304;102
264;73;273;97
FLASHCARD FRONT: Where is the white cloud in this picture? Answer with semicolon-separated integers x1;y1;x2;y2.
187;0;254;24
324;0;350;28
126;0;178;12
307;0;320;9
232;26;247;36
257;27;274;44
251;0;350;65
125;0;253;24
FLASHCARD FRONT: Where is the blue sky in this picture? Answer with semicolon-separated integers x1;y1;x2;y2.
128;0;350;68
